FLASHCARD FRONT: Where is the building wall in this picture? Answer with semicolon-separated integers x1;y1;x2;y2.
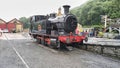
7;23;15;32
15;21;23;32
0;19;7;30
16;24;23;32
0;23;7;30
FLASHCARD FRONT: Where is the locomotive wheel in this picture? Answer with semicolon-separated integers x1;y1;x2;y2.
57;41;67;50
79;40;83;45
48;44;57;49
59;43;67;50
36;38;41;44
39;39;41;44
74;40;83;48
49;41;59;49
48;39;61;49
41;39;45;45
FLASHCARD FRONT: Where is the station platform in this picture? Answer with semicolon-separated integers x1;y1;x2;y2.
85;37;120;46
82;37;120;58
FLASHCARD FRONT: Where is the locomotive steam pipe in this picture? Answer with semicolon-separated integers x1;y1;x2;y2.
63;5;70;15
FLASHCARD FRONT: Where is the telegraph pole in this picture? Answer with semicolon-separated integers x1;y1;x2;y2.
104;15;107;28
101;15;107;28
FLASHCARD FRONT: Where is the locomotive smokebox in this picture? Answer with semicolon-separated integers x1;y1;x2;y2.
63;5;70;15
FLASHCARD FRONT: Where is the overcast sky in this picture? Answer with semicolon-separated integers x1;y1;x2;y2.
0;0;88;21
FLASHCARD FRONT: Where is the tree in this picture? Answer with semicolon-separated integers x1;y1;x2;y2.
19;17;30;29
71;0;120;26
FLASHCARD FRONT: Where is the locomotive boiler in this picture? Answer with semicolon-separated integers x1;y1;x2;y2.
29;5;87;49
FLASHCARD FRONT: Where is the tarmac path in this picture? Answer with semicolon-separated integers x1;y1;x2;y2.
0;33;120;68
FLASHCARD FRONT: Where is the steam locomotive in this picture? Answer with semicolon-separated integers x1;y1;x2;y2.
29;5;87;49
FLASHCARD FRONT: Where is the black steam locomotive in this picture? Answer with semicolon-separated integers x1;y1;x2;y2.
29;5;87;48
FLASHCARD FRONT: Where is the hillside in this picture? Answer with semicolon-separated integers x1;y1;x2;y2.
71;0;120;26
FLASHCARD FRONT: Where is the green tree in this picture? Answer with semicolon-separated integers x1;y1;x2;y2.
71;0;120;26
19;17;30;29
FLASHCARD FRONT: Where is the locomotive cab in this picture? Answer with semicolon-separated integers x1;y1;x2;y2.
30;15;47;32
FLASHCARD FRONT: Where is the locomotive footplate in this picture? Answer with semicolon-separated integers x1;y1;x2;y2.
58;35;85;44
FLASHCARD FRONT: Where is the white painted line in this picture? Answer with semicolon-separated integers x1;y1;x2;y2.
4;33;30;68
12;46;30;68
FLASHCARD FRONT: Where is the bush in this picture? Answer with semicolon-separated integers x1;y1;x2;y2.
97;31;104;38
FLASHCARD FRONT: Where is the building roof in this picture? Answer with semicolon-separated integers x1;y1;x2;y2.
7;18;23;24
0;19;6;24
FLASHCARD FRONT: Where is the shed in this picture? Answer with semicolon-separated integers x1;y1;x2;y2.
7;18;23;32
0;19;7;30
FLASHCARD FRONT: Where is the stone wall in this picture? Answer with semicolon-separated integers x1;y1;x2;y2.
103;33;118;39
80;44;120;59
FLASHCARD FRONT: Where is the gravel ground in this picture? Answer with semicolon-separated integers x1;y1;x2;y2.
0;40;26;68
0;33;120;68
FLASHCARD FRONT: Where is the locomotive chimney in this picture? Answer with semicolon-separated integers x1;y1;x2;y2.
63;5;70;15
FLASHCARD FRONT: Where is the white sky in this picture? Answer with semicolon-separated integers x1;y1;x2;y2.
0;0;88;21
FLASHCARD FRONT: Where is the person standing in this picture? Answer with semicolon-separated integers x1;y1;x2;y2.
0;28;3;37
